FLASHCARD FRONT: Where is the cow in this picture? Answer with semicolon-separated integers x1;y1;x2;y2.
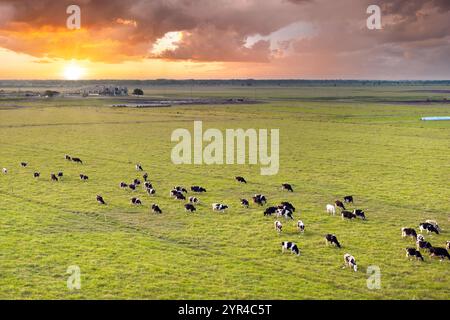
353;209;366;220
341;210;356;220
144;182;153;189
335;200;346;211
57;172;64;178
136;163;143;171
147;188;156;196
175;192;186;200
174;186;188;193
96;195;106;205
191;186;206;193
419;222;439;235
343;254;358;271
133;179;141;186
2;168;7;174
120;182;128;189
325;234;341;248
240;199;249;208
184;203;196;212
131;197;142;205
447;241;450;250
297;220;305;233
129;184;136;191
425;220;441;233
405;248;424;261
80;174;89;181
264;206;278;216
429;247;450;261
189;196;199;204
280;202;295;212
277;208;293;220
416;239;432;251
65;154;71;161
401;228;417;240
343;195;354;204
252;194;267;206
326;204;336;215
281;241;300;256
51;173;58;182
72;157;83;164
143;172;149;181
212;203;228;212
274;220;282;233
235;176;247;183
34;172;40;178
151;204;162;214
281;183;293;192
20;162;28;167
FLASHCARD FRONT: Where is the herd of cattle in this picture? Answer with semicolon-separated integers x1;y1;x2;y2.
2;156;449;270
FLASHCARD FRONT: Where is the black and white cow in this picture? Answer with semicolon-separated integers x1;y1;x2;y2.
235;176;247;183
174;192;186;201
240;199;249;208
147;188;156;196
136;163;143;171
174;186;188;193
191;186;206;193
276;207;293;220
20;162;28;167
133;179;141;186
402;227;418;240
96;195;106;205
416;238;432;251
297;220;305;233
325;234;341;248
264;206;278;216
151;204;162;214
184;203;196;212
212;203;228;212
274;220;282;233
419;222;440;235
405;248;424;261
144;181;153;189
281;183;293;192
2;168;7;174
343;253;358;271
353;209;366;220
280;202;295;212
120;182;128;189
65;154;71;161
425;220;441;233
80;174;89;181
252;194;267;206
341;210;356;220
343;195;354;204
131;197;142;205
429;247;450;261
189;196;199;204
335;200;346;211
34;172;40;178
51;173;58;182
281;241;300;256
129;184;136;191
72;157;83;164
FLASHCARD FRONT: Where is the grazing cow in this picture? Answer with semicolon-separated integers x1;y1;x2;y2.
252;194;267;206
33;172;40;178
191;186;206;193
416;239;432;251
120;182;128;189
405;248;424;261
174;186;188;193
235;176;247;183
20;162;28;167
133;179;141;186
326;204;336;215
280;202;295;212
57;172;64;178
353;209;366;220
185;203;196;212
72;157;83;164
189;196;199;204
425;220;441;233
240;199;249;208
80;174;89;181
274;220;283;233
419;222;439;235
131;197;142;205
136;164;143;171
341;210;356;220
325;234;341;248
96;195;106;205
2;168;7;174
51;173;58;182
264;206;278;216
401;228;418;240
277;208;293;220
335;200;346;211
212;203;228;212
144;182;153;189
297;220;305;233
151;204;162;214
281;241;300;256
143;172;148;181
281;183;293;192
147;188;156;196
429;247;450;261
343;195;354;204
343;253;358;271
65;154;71;161
129;184;136;191
175;193;186;201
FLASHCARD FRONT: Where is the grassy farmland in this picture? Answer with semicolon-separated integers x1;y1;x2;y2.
0;85;449;299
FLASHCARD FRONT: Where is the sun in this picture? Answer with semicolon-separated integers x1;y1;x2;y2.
63;61;85;80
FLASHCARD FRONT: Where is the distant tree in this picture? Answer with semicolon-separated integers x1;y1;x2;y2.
133;88;144;96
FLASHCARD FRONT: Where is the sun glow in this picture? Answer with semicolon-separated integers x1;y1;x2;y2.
63;61;85;80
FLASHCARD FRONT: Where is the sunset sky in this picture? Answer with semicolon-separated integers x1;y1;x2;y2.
0;0;449;80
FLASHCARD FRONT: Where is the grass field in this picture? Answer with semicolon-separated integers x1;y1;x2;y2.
0;85;449;299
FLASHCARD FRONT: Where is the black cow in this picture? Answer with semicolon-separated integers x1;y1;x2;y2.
429;247;450;261
344;195;354;203
240;199;249;208
174;186;188;193
152;204;162;214
65;154;71;161
405;248;424;261
20;162;28;167
57;172;64;178
120;182;128;189
252;194;267;206
143;173;148;181
264;206;278;216
191;186;206;193
184;203;196;212
80;174;88;181
353;209;366;220
133;179;141;186
416;239;432;251
280;202;295;212
96;195;106;205
402;228;418;240
51;173;58;182
325;234;341;248
235;176;247;183
175;193;186;200
33;172;40;178
129;184;136;191
281;183;293;192
341;210;356;220
144;181;153;189
335;200;346;210
131;197;142;205
72;157;83;164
